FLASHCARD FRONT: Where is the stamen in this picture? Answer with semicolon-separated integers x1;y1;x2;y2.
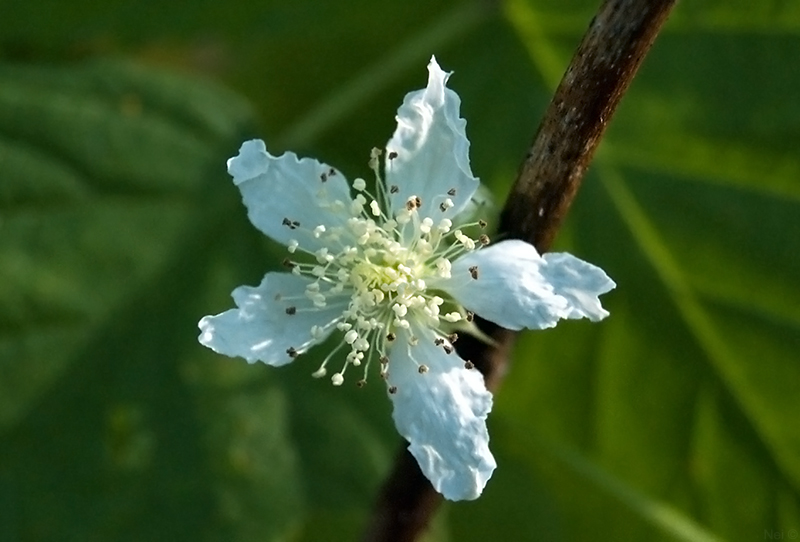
469;265;479;280
285;306;297;315
464;360;475;370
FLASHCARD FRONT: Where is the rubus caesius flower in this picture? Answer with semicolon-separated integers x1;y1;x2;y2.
198;57;615;500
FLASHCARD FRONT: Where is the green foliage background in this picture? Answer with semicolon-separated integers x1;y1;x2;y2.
1;0;798;540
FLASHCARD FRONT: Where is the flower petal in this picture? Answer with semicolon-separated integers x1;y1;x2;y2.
440;240;615;330
541;252;616;321
228;139;354;250
386;327;496;501
385;57;478;221
198;272;345;365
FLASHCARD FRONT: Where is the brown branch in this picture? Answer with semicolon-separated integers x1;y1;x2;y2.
362;1;677;541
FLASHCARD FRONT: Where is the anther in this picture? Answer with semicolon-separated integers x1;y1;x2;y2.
285;306;297;315
286;346;298;358
328;168;336;176
418;365;428;374
479;234;490;245
414;196;421;208
380;355;389;365
356;379;367;388
388;386;398;394
292;220;300;229
282;217;293;228
469;265;479;280
353;178;367;191
388;151;398;160
478;219;487;228
390;185;399;194
282;258;295;268
447;188;456;196
434;338;445;346
320;172;327;182
448;333;459;343
464;360;475;370
443;344;454;354
466;311;475;322
332;373;344;386
386;332;397;342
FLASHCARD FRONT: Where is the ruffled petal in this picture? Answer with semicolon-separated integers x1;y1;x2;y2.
386;327;496;501
228;139;354;251
541;252;616;321
385;57;478;222
198;272;345;365
440;240;615;331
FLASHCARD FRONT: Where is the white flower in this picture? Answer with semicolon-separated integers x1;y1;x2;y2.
198;57;615;501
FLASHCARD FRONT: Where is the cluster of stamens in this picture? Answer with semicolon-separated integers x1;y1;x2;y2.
280;148;487;389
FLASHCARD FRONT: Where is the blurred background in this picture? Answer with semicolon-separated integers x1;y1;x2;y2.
1;0;799;540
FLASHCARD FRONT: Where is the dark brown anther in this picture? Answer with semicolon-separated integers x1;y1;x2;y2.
357;379;367;388
464;360;474;370
285;306;297;315
434;338;445;346
380;355;389;365
479;234;490;246
439;202;447;212
414;196;421;209
406;200;415;211
443;344;454;355
386;332;396;342
328;168;336;176
469;265;479;280
282;217;293;227
388;151;398;160
447;188;456;196
388;386;398;394
466;311;474;322
291;220;300;229
418;365;428;374
281;258;295;268
390;185;399;194
320;172;328;182
478;219;487;228
447;333;459;344
286;347;298;358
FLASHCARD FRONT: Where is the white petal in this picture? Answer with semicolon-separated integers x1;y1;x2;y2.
541;252;616;321
386;327;496;501
440;240;615;331
198;273;345;365
385;57;478;222
228;139;354;250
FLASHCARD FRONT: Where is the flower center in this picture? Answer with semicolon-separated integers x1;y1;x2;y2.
280;149;487;387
